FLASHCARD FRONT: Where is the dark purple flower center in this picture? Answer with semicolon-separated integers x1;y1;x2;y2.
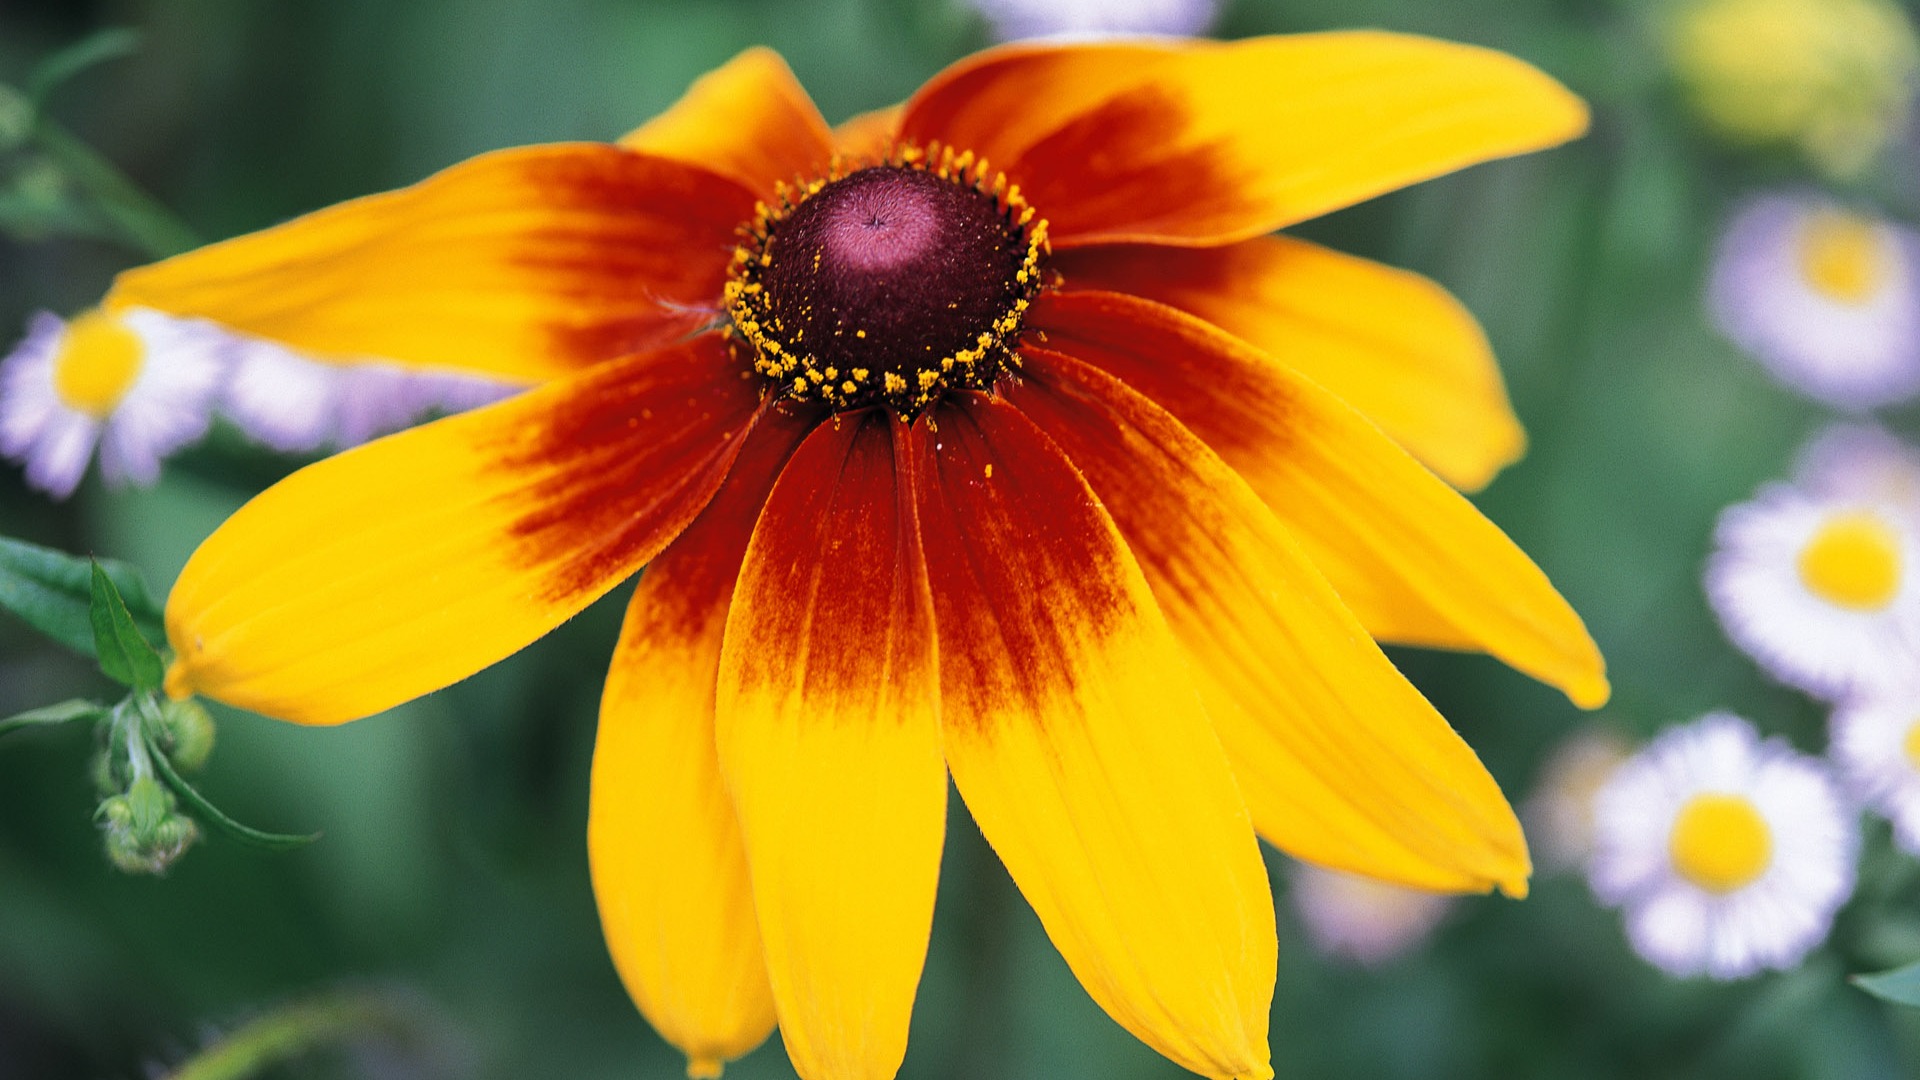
726;157;1046;414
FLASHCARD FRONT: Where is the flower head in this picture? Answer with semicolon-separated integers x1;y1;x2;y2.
1288;864;1451;967
121;38;1603;1079
967;0;1220;42
1665;0;1919;176
1830;687;1920;854
223;335;525;453
1590;714;1857;980
1524;726;1634;871
1707;481;1920;700
0;308;223;498
1709;194;1920;411
1794;423;1920;509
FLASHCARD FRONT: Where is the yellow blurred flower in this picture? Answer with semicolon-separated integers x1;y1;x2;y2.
1666;0;1919;176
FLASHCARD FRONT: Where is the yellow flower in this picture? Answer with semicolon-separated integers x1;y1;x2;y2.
1666;0;1920;177
118;37;1604;1080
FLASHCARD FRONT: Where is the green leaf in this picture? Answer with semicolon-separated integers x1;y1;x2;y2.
1854;961;1920;1006
25;28;142;110
89;562;165;690
144;732;320;852
0;537;164;655
0;699;103;739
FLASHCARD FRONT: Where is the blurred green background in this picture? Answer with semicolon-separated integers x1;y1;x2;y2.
6;0;1920;1077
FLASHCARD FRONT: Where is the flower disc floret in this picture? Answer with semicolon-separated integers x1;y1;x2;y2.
724;145;1048;414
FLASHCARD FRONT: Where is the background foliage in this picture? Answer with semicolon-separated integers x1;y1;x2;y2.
5;0;1920;1077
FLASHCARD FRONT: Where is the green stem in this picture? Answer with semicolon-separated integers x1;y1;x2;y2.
30;118;198;259
161;993;401;1080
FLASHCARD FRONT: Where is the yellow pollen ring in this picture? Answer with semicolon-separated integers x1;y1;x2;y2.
723;140;1050;414
1798;210;1890;304
1903;719;1920;772
1669;792;1772;893
1797;510;1904;611
51;309;145;417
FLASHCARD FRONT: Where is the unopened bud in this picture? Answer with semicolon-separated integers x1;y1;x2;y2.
98;775;198;875
155;699;216;772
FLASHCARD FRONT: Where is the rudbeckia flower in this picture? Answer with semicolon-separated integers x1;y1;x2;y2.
1590;714;1856;980
0;307;222;498
122;37;1604;1079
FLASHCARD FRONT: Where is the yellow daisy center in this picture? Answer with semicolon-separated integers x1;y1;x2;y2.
1903;718;1920;772
1669;793;1773;893
725;144;1048;415
1797;210;1889;304
50;310;145;417
1797;510;1904;610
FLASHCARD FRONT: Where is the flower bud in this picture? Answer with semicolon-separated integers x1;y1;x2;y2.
97;775;199;875
155;699;216;772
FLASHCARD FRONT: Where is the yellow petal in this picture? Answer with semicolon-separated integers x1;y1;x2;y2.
1030;290;1608;709
590;409;818;1075
832;104;903;161
715;411;945;1080
621;47;835;198
904;32;1588;246
1011;349;1529;896
1054;236;1526;491
165;335;764;725
108;144;754;382
911;396;1276;1080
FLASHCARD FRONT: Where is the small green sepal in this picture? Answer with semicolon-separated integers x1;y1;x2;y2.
0;698;104;739
89;561;166;691
1854;960;1920;1007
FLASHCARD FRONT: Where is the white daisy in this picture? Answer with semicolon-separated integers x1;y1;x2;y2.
1830;686;1920;854
1706;482;1920;700
220;337;343;453
329;364;520;446
1288;864;1451;968
1709;194;1920;411
0;308;224;499
1523;727;1634;871
1793;423;1920;511
220;333;523;453
966;0;1219;42
1590;713;1857;980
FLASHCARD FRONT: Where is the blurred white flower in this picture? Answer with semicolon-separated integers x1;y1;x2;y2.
0;308;223;499
1706;483;1920;700
1665;0;1919;177
1524;727;1634;871
328;363;520;446
1709;195;1920;411
221;334;523;452
1;308;528;500
1288;864;1451;968
221;338;342;453
1794;423;1920;510
1830;687;1920;854
1590;713;1856;980
966;0;1219;41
